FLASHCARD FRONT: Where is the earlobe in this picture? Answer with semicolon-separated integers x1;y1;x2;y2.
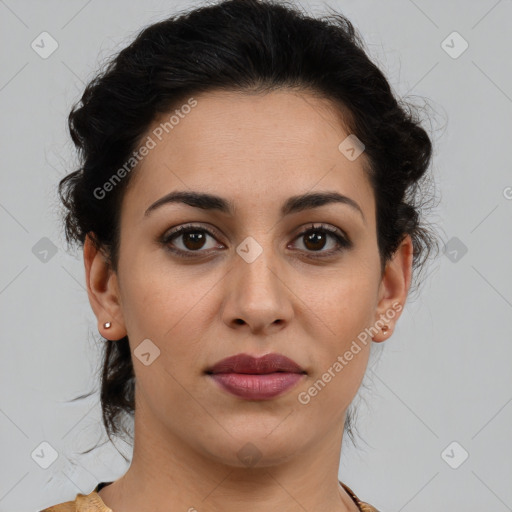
83;234;127;341
372;234;413;342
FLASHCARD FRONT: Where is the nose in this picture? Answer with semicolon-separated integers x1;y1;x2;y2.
221;244;294;335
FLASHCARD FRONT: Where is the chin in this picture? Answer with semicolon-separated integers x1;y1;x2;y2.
199;431;306;469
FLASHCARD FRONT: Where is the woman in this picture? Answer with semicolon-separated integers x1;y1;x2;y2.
41;0;438;510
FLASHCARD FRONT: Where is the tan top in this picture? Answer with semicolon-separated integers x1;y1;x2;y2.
40;480;380;511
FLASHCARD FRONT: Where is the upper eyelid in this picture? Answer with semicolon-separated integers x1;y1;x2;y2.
163;223;224;242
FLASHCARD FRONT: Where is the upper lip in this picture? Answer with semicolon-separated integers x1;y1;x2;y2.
206;353;306;375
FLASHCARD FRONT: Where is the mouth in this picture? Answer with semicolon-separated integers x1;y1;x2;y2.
205;352;306;400
206;352;306;375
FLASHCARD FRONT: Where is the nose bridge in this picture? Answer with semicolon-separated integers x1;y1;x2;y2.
235;232;282;301
224;231;293;331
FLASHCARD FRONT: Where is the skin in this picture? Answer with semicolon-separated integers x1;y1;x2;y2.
84;89;412;512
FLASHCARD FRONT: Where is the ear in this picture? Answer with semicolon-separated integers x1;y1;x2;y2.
372;234;413;342
83;233;127;341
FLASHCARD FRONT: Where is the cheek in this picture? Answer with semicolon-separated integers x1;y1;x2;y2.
302;267;377;398
118;248;180;326
307;265;379;336
302;321;371;419
118;258;216;364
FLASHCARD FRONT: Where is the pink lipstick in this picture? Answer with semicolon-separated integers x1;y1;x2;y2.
206;353;306;400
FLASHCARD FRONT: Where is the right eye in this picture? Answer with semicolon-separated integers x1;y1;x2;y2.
161;224;225;258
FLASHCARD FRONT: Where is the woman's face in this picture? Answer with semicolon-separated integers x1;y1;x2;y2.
87;89;411;468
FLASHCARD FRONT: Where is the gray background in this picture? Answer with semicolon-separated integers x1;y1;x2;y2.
1;0;511;511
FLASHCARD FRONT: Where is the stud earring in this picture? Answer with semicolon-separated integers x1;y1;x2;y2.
104;322;112;329
381;325;389;335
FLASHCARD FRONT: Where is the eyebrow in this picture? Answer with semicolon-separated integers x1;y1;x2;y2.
144;190;365;223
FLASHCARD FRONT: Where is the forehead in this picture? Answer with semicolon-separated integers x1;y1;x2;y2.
122;89;375;222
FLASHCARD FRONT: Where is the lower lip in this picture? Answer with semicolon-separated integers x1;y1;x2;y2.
208;372;305;400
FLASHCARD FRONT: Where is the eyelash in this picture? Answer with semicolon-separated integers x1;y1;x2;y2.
160;223;352;259
161;224;352;259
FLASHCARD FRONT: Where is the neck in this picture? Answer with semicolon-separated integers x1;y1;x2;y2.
98;394;358;512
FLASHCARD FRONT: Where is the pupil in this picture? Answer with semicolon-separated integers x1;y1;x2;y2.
305;232;325;251
184;232;205;250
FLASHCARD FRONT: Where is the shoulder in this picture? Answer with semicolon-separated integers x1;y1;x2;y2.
359;503;381;512
39;488;112;512
43;482;378;512
340;480;381;512
39;501;76;512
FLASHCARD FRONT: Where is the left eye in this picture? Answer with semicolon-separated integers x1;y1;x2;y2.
161;223;350;258
290;224;350;255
